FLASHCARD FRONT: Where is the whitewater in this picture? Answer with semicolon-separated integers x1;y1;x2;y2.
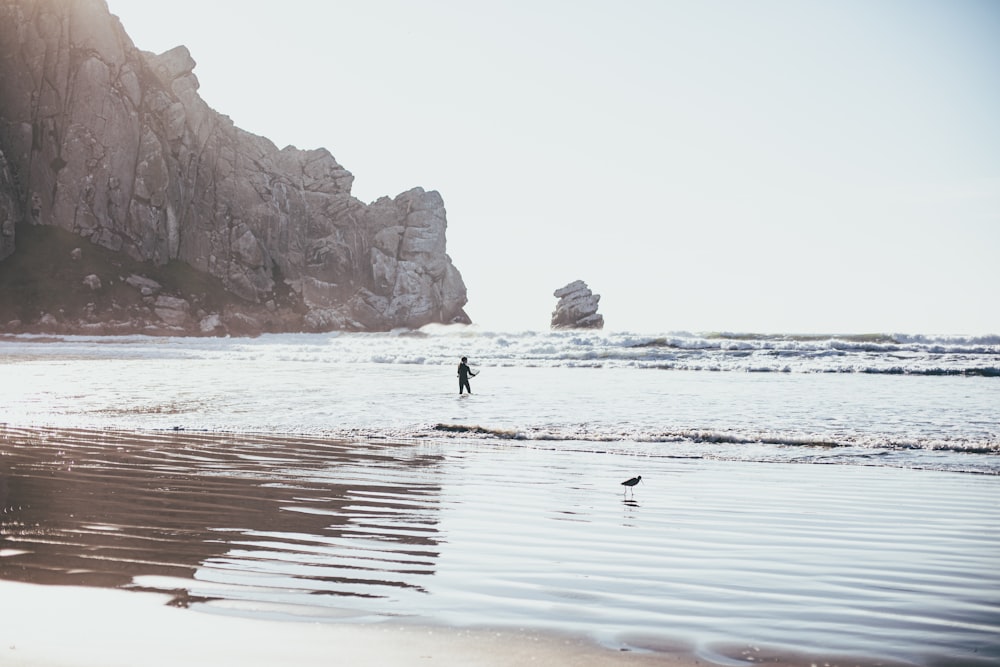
2;327;998;474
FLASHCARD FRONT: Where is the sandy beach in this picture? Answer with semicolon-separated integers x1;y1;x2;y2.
0;579;919;667
1;425;997;666
1;579;688;667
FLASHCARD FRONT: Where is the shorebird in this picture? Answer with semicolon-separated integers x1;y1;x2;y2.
621;475;642;496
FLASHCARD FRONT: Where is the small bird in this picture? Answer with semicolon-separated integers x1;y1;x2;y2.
621;475;642;495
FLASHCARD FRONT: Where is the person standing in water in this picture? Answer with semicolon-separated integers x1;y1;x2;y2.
458;356;477;395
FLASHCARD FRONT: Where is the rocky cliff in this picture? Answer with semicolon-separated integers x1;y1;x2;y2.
0;0;469;335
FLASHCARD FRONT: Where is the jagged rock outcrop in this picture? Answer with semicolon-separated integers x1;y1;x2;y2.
0;0;469;334
551;280;603;329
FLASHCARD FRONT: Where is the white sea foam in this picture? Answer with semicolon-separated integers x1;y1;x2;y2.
6;327;999;371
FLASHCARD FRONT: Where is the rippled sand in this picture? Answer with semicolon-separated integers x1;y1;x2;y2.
1;426;998;666
2;579;689;667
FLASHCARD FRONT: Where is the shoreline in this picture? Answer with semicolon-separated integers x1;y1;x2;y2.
0;580;915;667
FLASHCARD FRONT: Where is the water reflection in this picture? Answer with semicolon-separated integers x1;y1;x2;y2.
3;425;1000;666
0;426;443;610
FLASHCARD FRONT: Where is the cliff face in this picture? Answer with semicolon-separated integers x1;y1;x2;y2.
0;0;469;334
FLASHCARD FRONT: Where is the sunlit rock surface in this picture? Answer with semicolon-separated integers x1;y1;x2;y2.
0;0;469;334
551;280;603;329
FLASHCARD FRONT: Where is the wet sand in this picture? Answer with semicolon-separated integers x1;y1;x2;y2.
1;425;998;666
0;580;680;667
0;580;917;667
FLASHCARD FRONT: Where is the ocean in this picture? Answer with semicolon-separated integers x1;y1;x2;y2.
2;328;998;472
2;327;999;665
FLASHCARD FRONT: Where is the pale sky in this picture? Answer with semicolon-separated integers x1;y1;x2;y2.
107;0;999;334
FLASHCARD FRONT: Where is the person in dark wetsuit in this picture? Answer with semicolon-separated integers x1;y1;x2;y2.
458;356;477;395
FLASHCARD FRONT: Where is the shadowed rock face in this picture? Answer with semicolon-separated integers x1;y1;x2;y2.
0;0;469;334
0;150;16;262
551;280;603;329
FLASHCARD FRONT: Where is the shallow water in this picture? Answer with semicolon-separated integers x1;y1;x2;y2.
2;330;999;665
1;426;998;666
1;331;998;472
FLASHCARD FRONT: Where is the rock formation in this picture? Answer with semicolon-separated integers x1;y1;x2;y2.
0;0;469;335
0;148;17;262
551;280;603;329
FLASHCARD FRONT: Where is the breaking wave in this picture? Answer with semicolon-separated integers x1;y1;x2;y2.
430;423;999;456
5;327;997;375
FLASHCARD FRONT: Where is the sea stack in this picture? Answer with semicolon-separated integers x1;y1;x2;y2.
551;280;603;329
